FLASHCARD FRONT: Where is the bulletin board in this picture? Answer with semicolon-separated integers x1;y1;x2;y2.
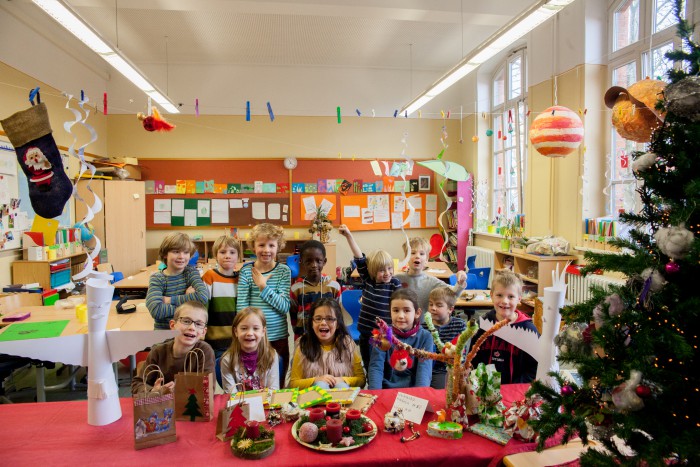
390;193;439;230
339;194;391;231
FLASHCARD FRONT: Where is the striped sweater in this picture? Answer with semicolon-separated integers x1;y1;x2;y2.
201;268;238;352
146;266;209;330
236;262;291;341
423;315;466;375
355;255;403;336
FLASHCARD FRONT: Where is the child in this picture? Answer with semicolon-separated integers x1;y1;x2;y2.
220;307;280;392
289;240;341;338
201;235;242;358
368;289;433;389
426;287;466;389
146;232;208;330
237;223;292;380
289;298;365;389
468;270;540;383
395;236;467;317
131;301;215;394
338;224;403;373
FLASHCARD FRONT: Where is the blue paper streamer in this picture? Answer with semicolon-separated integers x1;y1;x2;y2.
267;102;275;122
29;87;40;105
246;101;251;121
356;109;361;116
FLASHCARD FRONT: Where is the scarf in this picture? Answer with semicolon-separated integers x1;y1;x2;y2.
393;322;421;339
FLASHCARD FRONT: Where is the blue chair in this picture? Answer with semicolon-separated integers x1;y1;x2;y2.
469;267;491;290
340;289;362;342
286;254;300;280
215;356;223;389
466;255;477;270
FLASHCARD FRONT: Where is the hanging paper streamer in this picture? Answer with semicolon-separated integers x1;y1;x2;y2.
393;110;398;118
63;92;110;282
148;97;152;116
267;102;275;122
29;86;40;104
195;98;199;117
337;106;341;124
246;101;251;122
356;109;361;117
404;111;408;118
372;109;375;117
103;92;107;115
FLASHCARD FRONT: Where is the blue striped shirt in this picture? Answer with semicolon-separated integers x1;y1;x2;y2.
146;266;209;329
355;255;403;336
423;316;466;374
237;262;291;341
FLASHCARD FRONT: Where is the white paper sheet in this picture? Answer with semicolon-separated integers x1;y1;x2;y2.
302;196;317;217
391;213;404;229
197;200;210;217
344;205;360;218
361;208;374;224
406;195;422;210
211;210;229;223
390;392;431;424
370;160;382;176
426;194;438;211
393;197;406;212
153;199;171;212
252;202;267;220
425;211;437;227
164;185;177;194
319;198;334;215
154;211;171;224
409;211;421;228
212;199;228;213
172;199;185;216
374;209;390;223
230;199;243;208
185;209;197;226
268;203;281;220
254;181;263;193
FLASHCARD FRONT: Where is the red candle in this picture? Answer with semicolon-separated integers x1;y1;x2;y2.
345;409;362;421
325;402;341;419
244;420;260;439
309;408;325;422
326;419;343;444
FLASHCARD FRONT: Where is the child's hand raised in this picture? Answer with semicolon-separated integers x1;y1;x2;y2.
337;224;352;237
455;270;467;287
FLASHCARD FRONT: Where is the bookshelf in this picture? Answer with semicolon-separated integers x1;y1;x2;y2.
12;252;89;291
441;179;473;270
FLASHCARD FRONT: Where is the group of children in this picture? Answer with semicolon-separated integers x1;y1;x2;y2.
134;222;539;396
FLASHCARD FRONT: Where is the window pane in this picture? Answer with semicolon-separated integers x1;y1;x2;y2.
642;42;674;80
611;182;637;216
613;0;640;51
509;57;522;99
493;68;505;106
612;133;636;180
506;149;518;188
653;0;678;34
507;189;519;217
494;151;505;191
612;61;636;87
494;190;506;217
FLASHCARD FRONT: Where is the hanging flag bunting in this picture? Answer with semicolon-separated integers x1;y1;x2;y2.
446;111;450;119
103;92;107;115
404;111;408;118
507;109;513;133
372;109;375;117
337;106;342;124
29;86;40;104
267;102;275;122
356;109;361;116
393;110;398;118
246;101;251;121
195;98;199;117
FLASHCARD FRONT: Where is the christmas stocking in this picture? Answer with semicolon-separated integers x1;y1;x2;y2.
1;103;72;219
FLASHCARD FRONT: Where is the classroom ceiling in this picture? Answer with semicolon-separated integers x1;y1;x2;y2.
3;0;536;117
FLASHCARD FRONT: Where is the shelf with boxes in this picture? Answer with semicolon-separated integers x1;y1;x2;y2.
12;251;89;292
493;250;577;297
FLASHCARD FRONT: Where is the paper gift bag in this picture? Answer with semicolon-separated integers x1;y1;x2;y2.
216;385;250;441
133;365;177;450
175;348;215;422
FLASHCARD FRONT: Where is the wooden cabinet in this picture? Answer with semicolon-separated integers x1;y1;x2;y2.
75;180;146;276
12;252;88;291
494;250;577;298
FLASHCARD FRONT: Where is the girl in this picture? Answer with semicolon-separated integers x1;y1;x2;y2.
289;298;365;389
220;307;280;392
368;288;433;389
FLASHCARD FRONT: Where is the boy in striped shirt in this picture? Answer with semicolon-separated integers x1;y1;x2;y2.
338;224;403;373
237;223;292;380
202;235;242;358
425;287;466;389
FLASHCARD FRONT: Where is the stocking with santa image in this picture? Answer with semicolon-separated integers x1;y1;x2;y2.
1;101;72;219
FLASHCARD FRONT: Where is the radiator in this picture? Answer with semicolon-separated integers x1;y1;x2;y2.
466;246;495;288
566;273;625;304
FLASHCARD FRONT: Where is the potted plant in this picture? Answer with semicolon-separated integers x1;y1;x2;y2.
309;207;333;243
499;219;523;252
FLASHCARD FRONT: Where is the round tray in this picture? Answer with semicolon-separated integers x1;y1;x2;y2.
291;417;377;452
231;436;275;460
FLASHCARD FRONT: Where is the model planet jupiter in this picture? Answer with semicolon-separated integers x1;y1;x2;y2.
528;106;584;157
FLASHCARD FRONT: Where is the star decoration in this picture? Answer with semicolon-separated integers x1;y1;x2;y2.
236;438;253;451
339;436;355;447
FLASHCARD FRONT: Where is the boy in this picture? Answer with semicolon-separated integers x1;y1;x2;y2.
202;235;242;358
290;240;341;338
237;223;292;381
468;270;540;383
426;287;466;389
146;232;209;330
338;224;402;373
395;236;467;318
131;301;215;394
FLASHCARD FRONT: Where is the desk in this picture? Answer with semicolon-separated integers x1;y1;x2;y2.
0;385;567;466
113;263;225;295
455;290;493;308
352;261;453;280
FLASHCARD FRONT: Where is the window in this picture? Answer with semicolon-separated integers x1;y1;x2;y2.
606;0;689;217
491;50;527;224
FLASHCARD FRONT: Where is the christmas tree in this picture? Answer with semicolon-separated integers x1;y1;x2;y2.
226;404;248;438
528;1;700;464
183;389;203;421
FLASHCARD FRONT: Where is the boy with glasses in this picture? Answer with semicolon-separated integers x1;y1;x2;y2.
131;301;215;394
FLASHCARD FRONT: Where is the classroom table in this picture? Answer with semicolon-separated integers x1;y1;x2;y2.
352;261;453;280
455;290;493;308
0;384;571;466
113;262;225;295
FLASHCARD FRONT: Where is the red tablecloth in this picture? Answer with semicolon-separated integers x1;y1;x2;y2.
0;385;539;466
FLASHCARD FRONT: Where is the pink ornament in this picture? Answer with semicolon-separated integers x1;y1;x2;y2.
529;106;584;157
561;385;574;396
665;261;681;274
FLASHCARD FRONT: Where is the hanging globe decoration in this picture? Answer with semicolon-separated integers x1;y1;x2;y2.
604;78;666;143
528;106;584;157
74;222;95;242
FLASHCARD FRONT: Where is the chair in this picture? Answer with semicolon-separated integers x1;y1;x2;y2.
469;267;491;290
340;289;362;342
286;254;300;280
466;255;477;270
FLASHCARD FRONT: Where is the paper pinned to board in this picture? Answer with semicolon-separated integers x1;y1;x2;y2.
251;202;266;220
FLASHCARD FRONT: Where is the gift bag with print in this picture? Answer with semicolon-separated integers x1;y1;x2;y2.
175;348;215;421
216;384;250;441
133;365;177;450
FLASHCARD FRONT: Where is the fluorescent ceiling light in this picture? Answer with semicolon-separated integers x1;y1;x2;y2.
32;0;180;114
401;0;575;116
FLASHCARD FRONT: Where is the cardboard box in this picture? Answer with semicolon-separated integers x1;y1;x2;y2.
23;246;45;261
